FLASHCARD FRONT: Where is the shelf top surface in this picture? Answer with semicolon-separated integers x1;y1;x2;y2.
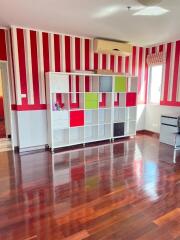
47;71;136;78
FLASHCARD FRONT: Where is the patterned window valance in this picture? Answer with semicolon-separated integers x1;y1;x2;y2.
147;52;166;66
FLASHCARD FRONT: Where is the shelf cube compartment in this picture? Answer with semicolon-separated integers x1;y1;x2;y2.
69;75;84;92
85;75;99;92
99;109;111;124
113;122;125;137
69;127;84;145
98;124;111;140
52;93;69;110
114;108;126;123
99;76;112;92
85;93;98;109
127;77;138;92
99;93;112;108
53;129;69;147
114;93;126;107
52;110;69;129
85;125;98;142
47;73;69;93
126;120;136;135
85;110;98;125
70;110;84;127
126;92;137;107
114;76;126;92
69;93;84;110
126;107;137;121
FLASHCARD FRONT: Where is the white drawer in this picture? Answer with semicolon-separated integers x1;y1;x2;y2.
161;116;177;126
160;124;178;146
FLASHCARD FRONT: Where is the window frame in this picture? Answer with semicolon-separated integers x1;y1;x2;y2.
148;64;163;105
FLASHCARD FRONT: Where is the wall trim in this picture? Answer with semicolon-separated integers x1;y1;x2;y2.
137;130;160;138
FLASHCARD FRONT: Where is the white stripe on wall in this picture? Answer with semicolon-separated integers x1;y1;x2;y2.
115;55;118;73
37;31;46;104
160;44;167;101
24;29;34;104
6;29;16;104
11;27;22;105
107;54;110;70
139;48;146;102
98;53;102;70
49;33;55;72
121;56;125;74
90;39;94;70
129;54;132;75
168;42;176;101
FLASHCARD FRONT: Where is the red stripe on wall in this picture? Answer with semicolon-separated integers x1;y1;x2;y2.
102;54;106;70
132;47;136;76
75;37;80;70
159;45;163;52
0;29;7;60
110;55;114;72
163;43;172;102
172;41;180;102
30;30;40;105
94;53;98;70
118;56;122;73
16;28;28;104
11;104;46;111
42;32;50;72
152;47;156;54
85;39;90;70
144;48;149;104
138;47;143;95
125;56;129;73
65;36;71;72
54;34;61;72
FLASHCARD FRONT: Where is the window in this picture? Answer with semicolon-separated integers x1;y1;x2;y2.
148;64;163;104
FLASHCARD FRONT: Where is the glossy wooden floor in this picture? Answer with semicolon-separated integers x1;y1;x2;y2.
0;134;180;240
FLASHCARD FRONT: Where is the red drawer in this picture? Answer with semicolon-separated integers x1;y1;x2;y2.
70;110;84;127
126;92;137;107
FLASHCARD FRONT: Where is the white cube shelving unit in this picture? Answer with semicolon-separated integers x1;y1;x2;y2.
46;72;138;151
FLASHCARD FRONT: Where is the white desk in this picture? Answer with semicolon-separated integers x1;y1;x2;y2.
160;114;180;163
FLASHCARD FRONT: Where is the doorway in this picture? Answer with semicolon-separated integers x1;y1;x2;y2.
0;68;5;138
0;62;13;151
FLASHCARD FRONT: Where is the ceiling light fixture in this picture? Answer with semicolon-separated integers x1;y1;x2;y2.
137;0;162;6
133;6;169;16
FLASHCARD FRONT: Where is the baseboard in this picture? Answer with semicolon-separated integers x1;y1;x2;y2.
137;130;160;138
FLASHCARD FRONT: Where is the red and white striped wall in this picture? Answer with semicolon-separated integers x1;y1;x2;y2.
148;41;180;106
10;26;148;110
0;29;7;61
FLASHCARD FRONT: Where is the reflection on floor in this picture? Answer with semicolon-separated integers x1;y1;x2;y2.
0;120;6;138
0;134;179;240
0;138;11;152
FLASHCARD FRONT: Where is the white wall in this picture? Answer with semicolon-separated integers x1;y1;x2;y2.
137;104;146;131
145;104;180;133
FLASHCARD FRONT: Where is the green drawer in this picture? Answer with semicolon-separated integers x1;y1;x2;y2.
85;93;98;109
115;76;126;92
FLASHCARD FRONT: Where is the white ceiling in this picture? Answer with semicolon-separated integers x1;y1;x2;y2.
0;0;180;46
